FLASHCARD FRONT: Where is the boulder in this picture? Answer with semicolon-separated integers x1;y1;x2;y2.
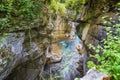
74;68;109;80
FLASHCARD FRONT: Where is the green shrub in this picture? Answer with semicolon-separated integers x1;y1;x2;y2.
0;0;43;29
88;16;120;80
0;0;87;30
49;0;66;16
65;0;86;11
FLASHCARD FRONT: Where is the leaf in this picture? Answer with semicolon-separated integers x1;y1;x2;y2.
87;61;96;69
113;74;118;80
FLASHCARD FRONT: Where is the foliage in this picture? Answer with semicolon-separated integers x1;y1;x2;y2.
65;0;86;11
49;0;66;16
88;16;120;80
0;0;43;30
65;0;86;20
0;0;86;30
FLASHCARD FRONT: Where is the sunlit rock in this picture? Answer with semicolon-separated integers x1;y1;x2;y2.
45;44;62;63
76;43;83;55
74;68;109;80
69;22;76;40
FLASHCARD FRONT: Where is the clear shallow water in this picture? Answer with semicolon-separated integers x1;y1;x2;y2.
47;35;84;80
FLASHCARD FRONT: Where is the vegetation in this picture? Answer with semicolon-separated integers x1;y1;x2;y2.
0;0;43;30
66;0;86;12
88;16;120;80
1;0;120;80
0;0;86;31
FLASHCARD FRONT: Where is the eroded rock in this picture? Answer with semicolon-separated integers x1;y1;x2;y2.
75;68;109;80
0;33;46;80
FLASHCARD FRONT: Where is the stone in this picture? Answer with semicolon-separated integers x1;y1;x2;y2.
80;68;108;80
74;68;109;80
82;24;90;41
0;32;45;80
43;35;87;80
45;43;62;63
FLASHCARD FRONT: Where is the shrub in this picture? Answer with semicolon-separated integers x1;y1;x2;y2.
88;16;120;80
0;0;43;29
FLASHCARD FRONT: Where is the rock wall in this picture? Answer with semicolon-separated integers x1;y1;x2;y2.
0;30;49;80
0;14;87;80
78;12;119;55
0;15;53;80
77;0;120;55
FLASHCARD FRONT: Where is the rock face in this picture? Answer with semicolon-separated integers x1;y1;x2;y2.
0;16;52;80
45;43;62;63
77;12;120;54
0;33;44;80
83;24;107;54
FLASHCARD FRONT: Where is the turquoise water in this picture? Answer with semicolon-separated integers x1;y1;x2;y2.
50;35;83;80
